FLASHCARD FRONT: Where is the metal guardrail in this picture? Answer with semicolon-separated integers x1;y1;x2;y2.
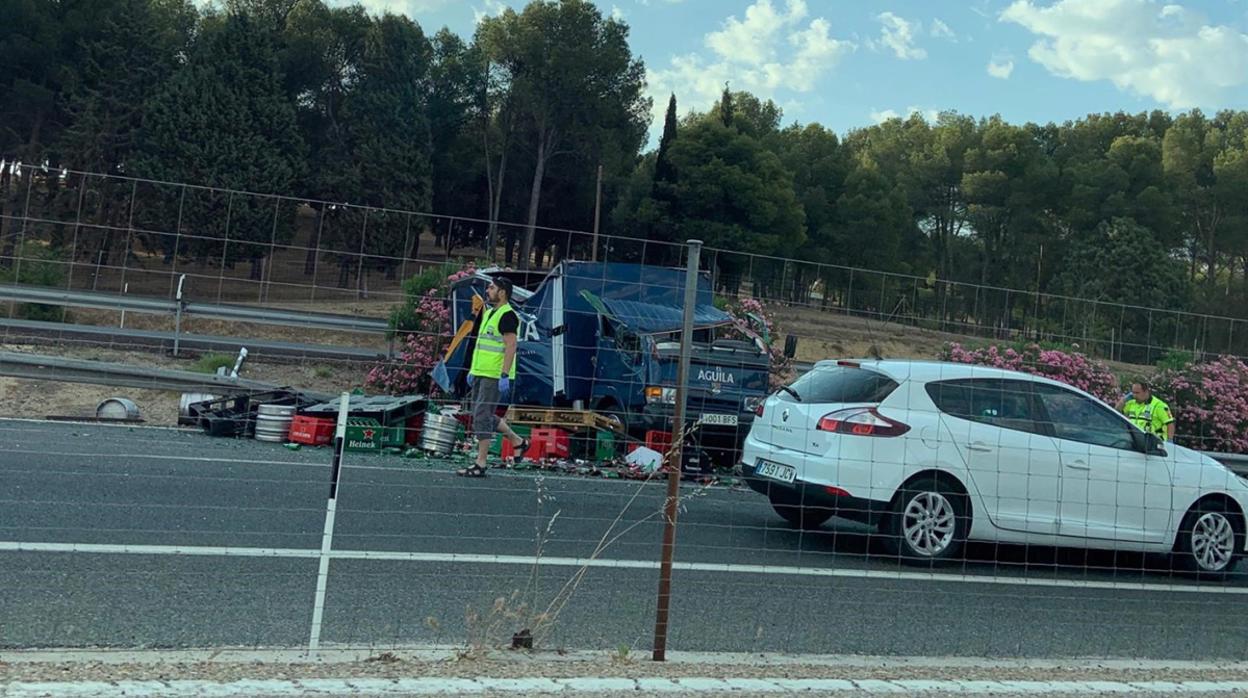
0;350;339;396
0;319;385;361
0;284;389;334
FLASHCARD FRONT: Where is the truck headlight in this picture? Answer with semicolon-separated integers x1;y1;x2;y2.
645;387;677;405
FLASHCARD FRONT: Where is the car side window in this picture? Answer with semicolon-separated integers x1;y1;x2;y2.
1032;384;1135;451
925;379;1044;435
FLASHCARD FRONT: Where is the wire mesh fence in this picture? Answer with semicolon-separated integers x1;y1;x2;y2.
4;165;1248;660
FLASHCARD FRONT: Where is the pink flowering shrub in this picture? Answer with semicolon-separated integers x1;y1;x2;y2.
1153;355;1248;454
722;297;792;390
938;342;1120;405
367;263;478;395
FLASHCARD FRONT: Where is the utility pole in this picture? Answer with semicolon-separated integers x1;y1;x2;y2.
652;239;701;661
592;163;603;262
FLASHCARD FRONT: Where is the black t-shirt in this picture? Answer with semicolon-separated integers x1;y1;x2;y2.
474;306;518;337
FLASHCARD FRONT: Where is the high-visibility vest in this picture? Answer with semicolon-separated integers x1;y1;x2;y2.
469;303;517;379
1123;396;1173;441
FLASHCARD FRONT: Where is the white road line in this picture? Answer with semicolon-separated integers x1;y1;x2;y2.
1;540;1244;595
0;541;317;558
5;677;1248;696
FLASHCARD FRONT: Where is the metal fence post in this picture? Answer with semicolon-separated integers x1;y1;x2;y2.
309;392;351;653
173;274;187;357
652;238;701;662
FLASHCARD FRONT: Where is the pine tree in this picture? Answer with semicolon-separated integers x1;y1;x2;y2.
133;11;305;274
653;93;678;185
330;13;433;286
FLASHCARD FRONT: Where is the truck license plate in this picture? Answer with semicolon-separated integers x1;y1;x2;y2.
698;413;739;426
755;459;796;483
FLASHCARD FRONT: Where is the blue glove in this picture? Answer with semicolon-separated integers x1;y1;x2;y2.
499;376;511;395
466;373;475;387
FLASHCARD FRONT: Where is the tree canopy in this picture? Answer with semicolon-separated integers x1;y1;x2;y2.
3;0;1248;332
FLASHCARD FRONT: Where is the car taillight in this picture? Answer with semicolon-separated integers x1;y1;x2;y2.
816;407;909;437
755;402;765;418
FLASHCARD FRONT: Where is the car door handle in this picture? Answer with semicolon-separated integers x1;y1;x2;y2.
966;442;993;452
1066;460;1090;470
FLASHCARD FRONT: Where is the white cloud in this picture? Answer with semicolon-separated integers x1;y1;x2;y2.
356;0;452;14
473;0;507;24
987;55;1015;78
870;105;940;124
647;0;854;124
873;11;927;60
611;5;626;21
931;18;957;41
705;0;808;65
1001;0;1248;108
870;108;901;123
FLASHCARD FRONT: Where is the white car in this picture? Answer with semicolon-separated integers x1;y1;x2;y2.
741;359;1248;576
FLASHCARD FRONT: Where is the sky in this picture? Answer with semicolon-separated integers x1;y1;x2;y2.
296;0;1248;145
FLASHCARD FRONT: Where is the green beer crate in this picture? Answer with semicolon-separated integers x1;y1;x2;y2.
344;417;402;452
595;429;617;461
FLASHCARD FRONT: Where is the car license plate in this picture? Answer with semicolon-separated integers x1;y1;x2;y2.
755;459;796;484
698;413;739;426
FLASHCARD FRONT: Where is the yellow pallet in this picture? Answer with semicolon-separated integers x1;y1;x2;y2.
507;407;622;434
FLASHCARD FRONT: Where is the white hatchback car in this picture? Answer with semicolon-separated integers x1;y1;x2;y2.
741;359;1248;576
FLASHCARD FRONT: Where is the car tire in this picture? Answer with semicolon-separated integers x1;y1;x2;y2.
880;477;968;565
1173;500;1243;579
768;488;834;530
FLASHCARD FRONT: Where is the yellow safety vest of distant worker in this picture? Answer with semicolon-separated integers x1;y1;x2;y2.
470;302;518;380
1118;381;1175;442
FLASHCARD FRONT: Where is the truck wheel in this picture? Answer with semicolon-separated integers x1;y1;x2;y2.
598;402;631;439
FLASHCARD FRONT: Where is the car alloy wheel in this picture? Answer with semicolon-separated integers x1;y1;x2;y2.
1191;511;1236;573
901;491;957;558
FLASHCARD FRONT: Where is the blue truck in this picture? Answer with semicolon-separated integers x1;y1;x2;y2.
442;262;771;465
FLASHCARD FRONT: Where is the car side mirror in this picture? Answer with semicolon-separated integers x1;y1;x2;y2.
1134;430;1167;457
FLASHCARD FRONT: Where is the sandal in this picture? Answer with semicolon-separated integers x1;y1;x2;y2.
456;465;488;478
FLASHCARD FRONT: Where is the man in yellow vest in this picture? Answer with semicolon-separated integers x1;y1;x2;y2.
457;276;528;477
1116;379;1176;442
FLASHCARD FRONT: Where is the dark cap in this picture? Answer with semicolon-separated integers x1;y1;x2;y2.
491;275;514;298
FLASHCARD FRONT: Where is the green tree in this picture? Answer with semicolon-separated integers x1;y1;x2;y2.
132;10;305;276
1163;111;1248;306
654;93;678;186
1055;218;1190;362
429;29;488;230
962;118;1060;331
56;0;195;173
326;13;433;289
666;114;806;296
282;1;370;276
775;123;850;304
478;0;649;269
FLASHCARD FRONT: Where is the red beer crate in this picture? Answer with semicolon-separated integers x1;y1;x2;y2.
290;415;335;446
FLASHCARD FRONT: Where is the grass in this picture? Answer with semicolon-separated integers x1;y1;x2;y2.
313;365;334;379
188;353;236;375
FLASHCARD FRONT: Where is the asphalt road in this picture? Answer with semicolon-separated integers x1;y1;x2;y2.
2;419;1248;659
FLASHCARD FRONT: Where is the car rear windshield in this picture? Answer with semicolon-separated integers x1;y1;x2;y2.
780;366;899;404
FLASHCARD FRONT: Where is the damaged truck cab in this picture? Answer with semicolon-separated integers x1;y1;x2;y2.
445;262;770;464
